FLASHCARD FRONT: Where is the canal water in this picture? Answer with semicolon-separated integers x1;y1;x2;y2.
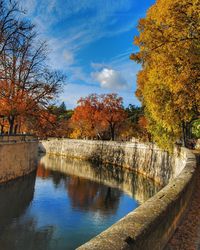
0;154;161;250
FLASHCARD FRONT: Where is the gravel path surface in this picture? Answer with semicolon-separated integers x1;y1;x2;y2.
166;152;200;250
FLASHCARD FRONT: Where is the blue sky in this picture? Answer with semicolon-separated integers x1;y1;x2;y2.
21;0;155;108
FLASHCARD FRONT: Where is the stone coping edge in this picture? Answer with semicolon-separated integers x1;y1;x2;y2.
77;148;197;250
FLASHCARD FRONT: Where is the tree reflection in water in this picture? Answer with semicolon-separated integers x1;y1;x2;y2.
66;177;121;214
37;163;121;215
39;154;162;204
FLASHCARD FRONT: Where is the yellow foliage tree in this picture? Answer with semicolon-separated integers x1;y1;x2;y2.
131;0;200;150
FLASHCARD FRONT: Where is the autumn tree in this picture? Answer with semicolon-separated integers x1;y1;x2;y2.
131;0;200;150
70;94;104;139
101;94;126;140
0;0;65;134
21;101;73;138
24;109;57;137
70;93;126;140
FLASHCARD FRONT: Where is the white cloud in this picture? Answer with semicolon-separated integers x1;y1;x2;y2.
91;48;141;92
92;68;129;90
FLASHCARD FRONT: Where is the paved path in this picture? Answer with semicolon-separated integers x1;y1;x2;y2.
166;151;200;250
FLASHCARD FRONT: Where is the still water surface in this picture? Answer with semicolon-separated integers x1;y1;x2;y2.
0;154;161;250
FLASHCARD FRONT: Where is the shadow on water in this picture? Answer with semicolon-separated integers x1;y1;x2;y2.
0;172;36;234
0;172;54;250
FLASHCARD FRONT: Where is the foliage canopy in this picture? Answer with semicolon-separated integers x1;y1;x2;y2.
131;0;200;150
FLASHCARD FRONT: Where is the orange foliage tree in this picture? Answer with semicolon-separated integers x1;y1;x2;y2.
70;94;104;139
70;93;126;140
101;94;127;140
0;1;65;135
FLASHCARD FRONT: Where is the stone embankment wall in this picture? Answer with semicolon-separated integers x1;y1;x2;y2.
40;139;197;250
0;136;38;184
40;139;185;185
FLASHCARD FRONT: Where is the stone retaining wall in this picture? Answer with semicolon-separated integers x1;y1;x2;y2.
40;139;197;250
0;140;38;183
40;139;185;185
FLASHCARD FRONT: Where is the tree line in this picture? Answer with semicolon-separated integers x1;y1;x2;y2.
70;93;148;141
31;94;148;141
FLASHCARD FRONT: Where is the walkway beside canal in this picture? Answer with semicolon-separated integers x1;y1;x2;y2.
166;151;200;250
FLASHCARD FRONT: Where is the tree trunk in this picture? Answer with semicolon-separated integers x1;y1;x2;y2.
185;122;191;139
8;116;15;135
181;122;186;147
14;124;18;134
18;122;21;134
147;133;152;142
110;124;115;141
